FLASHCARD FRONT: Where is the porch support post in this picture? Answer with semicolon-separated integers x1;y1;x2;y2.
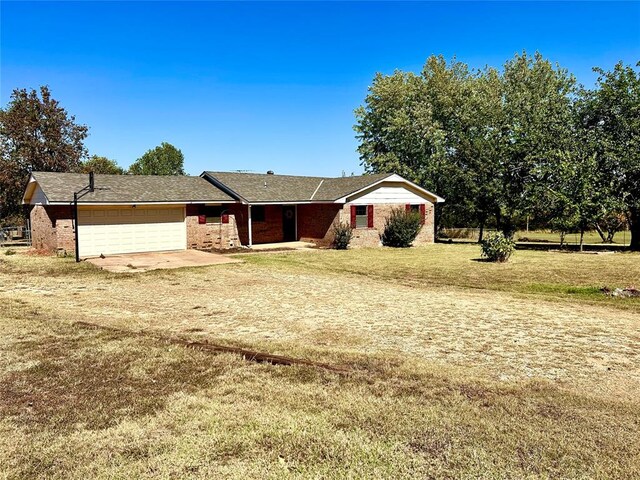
248;204;253;247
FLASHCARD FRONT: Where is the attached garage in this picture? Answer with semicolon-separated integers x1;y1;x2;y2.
77;206;187;257
23;172;236;259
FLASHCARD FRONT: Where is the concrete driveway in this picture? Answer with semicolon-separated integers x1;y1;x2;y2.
86;249;241;273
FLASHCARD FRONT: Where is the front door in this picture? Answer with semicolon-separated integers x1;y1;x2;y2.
282;206;296;241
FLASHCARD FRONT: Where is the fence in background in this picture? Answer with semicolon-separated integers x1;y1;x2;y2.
0;221;31;247
440;227;631;246
441;228;496;242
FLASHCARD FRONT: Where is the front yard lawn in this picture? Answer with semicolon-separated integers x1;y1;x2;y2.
1;245;638;478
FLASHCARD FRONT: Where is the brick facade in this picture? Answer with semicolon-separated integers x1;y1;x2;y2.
297;204;342;245
29;200;436;254
29;205;76;254
227;204;293;245
336;202;435;248
229;201;435;248
185;205;240;250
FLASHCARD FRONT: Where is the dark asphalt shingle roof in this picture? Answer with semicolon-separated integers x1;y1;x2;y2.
29;172;234;203
203;172;394;203
314;174;394;202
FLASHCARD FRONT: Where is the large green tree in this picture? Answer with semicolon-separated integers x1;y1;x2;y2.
79;155;125;174
355;52;578;239
497;52;577;237
581;62;640;250
128;142;185;175
354;56;469;234
0;86;88;219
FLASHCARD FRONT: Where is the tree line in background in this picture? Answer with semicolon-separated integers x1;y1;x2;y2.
0;86;185;222
354;52;640;250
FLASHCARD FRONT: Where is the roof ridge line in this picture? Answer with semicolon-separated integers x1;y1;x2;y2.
309;179;324;201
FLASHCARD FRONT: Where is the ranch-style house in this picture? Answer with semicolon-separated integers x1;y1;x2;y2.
23;170;444;258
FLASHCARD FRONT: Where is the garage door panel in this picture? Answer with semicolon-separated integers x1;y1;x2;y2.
77;206;186;257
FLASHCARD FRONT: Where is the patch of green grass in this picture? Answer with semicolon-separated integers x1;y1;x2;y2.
525;283;603;297
241;244;640;311
516;229;631;245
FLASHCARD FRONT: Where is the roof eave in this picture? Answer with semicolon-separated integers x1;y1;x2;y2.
46;200;237;206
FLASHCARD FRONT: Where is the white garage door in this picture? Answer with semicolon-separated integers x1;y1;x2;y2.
77;206;186;257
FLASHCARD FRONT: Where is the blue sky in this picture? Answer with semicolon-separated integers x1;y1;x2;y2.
1;1;639;176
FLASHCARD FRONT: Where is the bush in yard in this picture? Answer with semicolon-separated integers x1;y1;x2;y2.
381;209;422;248
481;232;516;262
332;221;353;249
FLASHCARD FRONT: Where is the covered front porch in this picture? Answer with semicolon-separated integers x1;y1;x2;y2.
227;203;342;247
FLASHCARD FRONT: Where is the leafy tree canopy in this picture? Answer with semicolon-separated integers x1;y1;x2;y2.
0;86;88;218
128;142;185;175
79;155;125;175
353;52;604;241
582;61;640;250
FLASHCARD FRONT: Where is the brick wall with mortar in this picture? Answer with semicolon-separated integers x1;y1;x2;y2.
227;204;285;245
337;202;435;248
185;205;240;250
30;205;57;251
297;204;342;246
228;202;436;248
30;205;76;253
56;218;76;254
252;205;285;244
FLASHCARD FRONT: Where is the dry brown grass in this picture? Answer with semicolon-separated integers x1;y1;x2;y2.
1;245;639;478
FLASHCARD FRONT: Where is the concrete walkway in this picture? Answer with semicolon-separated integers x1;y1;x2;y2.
86;249;241;273
249;241;317;251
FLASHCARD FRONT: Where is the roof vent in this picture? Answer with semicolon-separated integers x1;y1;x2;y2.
267;170;274;175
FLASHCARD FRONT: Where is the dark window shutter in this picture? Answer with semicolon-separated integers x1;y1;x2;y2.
406;204;411;212
350;205;357;228
367;205;374;228
420;204;426;225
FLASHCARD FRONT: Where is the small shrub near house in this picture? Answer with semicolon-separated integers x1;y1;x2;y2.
481;232;516;262
381;209;422;248
332;221;353;250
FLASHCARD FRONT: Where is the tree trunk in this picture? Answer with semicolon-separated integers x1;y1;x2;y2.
630;208;640;251
501;218;516;239
559;231;565;248
579;227;585;252
594;223;607;243
478;219;485;243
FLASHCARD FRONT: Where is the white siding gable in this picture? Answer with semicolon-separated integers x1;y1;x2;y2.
347;182;433;205
31;184;49;204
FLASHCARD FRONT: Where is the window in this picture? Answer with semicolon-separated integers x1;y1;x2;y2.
406;203;425;225
251;205;266;223
350;205;373;229
203;206;223;224
355;205;368;228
